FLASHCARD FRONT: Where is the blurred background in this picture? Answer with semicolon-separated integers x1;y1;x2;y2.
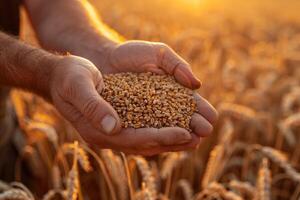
1;0;300;200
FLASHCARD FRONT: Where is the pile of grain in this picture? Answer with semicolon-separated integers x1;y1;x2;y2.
101;72;196;130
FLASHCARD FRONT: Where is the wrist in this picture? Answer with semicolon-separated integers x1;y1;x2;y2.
33;54;63;101
71;36;118;73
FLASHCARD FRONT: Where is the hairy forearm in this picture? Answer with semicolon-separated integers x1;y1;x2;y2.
25;0;122;72
0;31;58;98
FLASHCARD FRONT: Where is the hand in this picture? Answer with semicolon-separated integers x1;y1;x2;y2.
48;55;214;156
89;41;218;154
103;41;202;89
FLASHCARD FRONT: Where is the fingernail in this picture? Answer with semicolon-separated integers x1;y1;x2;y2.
195;77;202;87
101;115;117;135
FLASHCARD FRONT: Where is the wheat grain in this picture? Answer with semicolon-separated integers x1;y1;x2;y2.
101;72;196;130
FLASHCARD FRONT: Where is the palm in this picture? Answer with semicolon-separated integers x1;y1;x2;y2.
108;41;164;74
82;41;218;155
107;41;201;89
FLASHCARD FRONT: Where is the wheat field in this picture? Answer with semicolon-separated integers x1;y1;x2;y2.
0;0;300;199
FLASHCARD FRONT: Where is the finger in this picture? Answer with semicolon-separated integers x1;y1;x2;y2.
193;93;218;124
50;96;109;147
130;134;201;156
190;113;213;137
68;76;121;135
160;133;200;151
155;43;201;89
118;127;192;148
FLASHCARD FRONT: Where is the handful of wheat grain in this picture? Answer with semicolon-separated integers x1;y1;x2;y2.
101;72;196;130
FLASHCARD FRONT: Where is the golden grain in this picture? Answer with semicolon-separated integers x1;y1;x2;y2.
101;72;196;130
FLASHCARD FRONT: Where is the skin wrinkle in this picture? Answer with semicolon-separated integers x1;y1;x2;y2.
0;37;21;85
0;32;60;99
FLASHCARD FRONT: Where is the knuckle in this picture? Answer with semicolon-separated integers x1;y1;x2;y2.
60;76;77;99
82;97;100;120
67;109;83;124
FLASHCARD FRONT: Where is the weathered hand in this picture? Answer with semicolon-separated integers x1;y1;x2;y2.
49;55;121;135
105;41;201;89
93;41;218;153
48;55;205;156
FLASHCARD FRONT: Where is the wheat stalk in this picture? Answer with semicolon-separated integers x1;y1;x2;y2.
252;145;300;182
52;165;61;190
0;189;33;200
175;179;193;200
101;150;127;200
66;142;79;200
42;189;67;200
196;182;243;200
160;152;188;179
62;143;92;172
255;158;271;200
131;156;157;200
228;180;255;198
201;145;224;188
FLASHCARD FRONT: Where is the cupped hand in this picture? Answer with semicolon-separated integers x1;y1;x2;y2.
48;55;215;156
90;40;218;154
103;41;201;89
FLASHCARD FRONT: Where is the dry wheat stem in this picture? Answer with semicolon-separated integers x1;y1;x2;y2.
228;180;255;198
81;146;117;200
121;153;135;200
66;141;79;200
175;179;193;200
131;156;157;199
101;150;127;200
255;158;271;200
0;189;33;200
62;143;92;172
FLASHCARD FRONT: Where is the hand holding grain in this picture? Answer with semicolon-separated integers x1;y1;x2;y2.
106;41;202;89
48;55;217;156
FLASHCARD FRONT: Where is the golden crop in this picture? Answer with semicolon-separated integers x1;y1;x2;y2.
102;72;195;130
0;0;299;200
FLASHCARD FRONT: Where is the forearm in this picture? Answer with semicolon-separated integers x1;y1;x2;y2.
0;31;58;98
25;0;122;72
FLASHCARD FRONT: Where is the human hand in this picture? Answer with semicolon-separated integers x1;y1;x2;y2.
102;41;202;89
48;55;211;156
89;41;218;153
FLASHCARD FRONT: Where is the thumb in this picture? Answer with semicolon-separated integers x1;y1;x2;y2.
70;73;121;135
